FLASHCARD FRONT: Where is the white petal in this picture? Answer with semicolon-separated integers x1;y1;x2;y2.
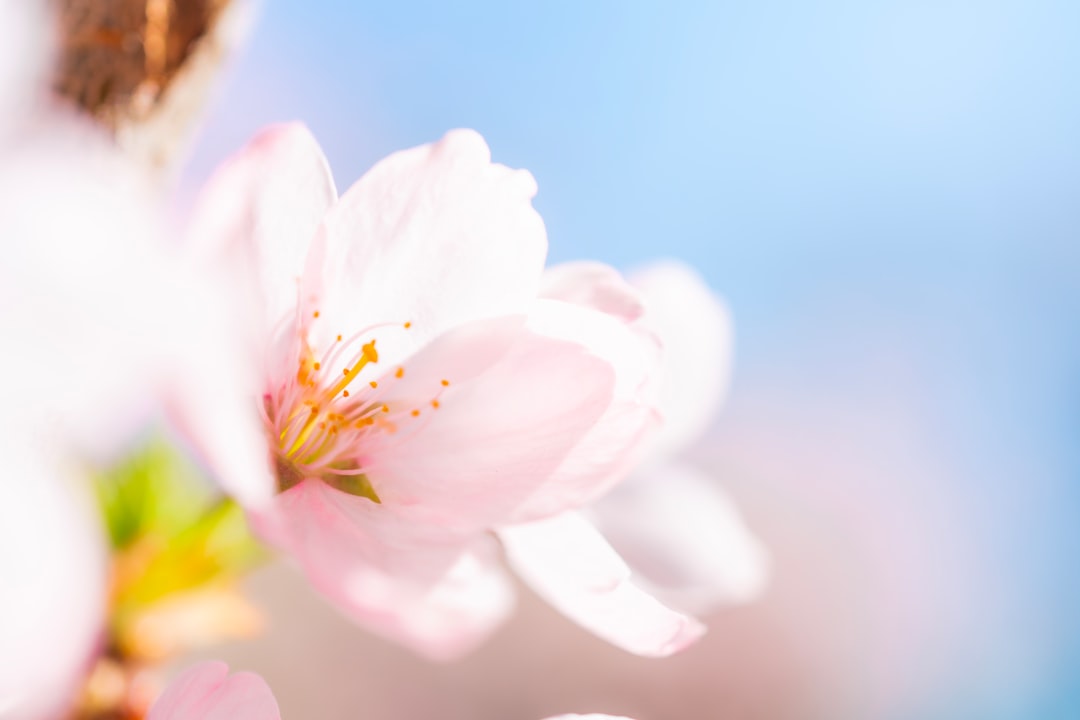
0;446;106;720
590;462;769;614
541;261;646;322
305;129;547;370
187;123;337;343
629;260;733;461
500;512;705;657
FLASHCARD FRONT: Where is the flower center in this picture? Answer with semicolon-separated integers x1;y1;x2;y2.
265;316;448;500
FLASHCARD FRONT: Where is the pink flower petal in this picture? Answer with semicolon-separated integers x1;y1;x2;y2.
590;461;769;614
304;129;547;370
164;319;278;509
148;661;280;720
499;512;705;657
252;480;515;660
363;316;617;532
540;261;646;322
506;299;660;522
542;716;637;719
188;122;337;343
628;260;733;462
178;125;338;507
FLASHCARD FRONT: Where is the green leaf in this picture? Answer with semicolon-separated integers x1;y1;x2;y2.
92;436;214;550
93;435;268;610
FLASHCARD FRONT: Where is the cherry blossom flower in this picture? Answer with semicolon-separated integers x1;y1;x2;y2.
148;661;635;720
190;124;702;659
148;662;280;720
555;260;769;615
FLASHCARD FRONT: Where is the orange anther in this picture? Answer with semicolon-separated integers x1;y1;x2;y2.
395;367;404;379
313;311;320;318
411;409;420;417
337;334;343;341
313;362;321;370
404;321;412;329
343;390;350;398
431;399;440;409
441;379;449;387
381;404;389;413
369;381;378;388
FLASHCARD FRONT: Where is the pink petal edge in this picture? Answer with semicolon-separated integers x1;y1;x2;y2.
304;128;547;371
251;480;516;661
147;661;280;720
499;512;705;657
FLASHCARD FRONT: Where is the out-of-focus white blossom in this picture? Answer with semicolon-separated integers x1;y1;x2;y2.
545;260;769;616
0;5;270;717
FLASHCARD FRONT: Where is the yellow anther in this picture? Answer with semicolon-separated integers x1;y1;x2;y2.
326;340;379;401
404;321;412;329
362;340;379;363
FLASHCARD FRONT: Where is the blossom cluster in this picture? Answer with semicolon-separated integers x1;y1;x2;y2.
0;3;766;718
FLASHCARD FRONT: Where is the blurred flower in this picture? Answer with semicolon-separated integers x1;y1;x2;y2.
549;261;769;615
188;124;702;659
0;441;107;720
0;0;48;142
0;5;271;717
96;438;267;664
147;662;280;720
148;661;635;720
0;123;268;719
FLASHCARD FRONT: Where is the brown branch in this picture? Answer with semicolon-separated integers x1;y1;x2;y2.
52;0;250;172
